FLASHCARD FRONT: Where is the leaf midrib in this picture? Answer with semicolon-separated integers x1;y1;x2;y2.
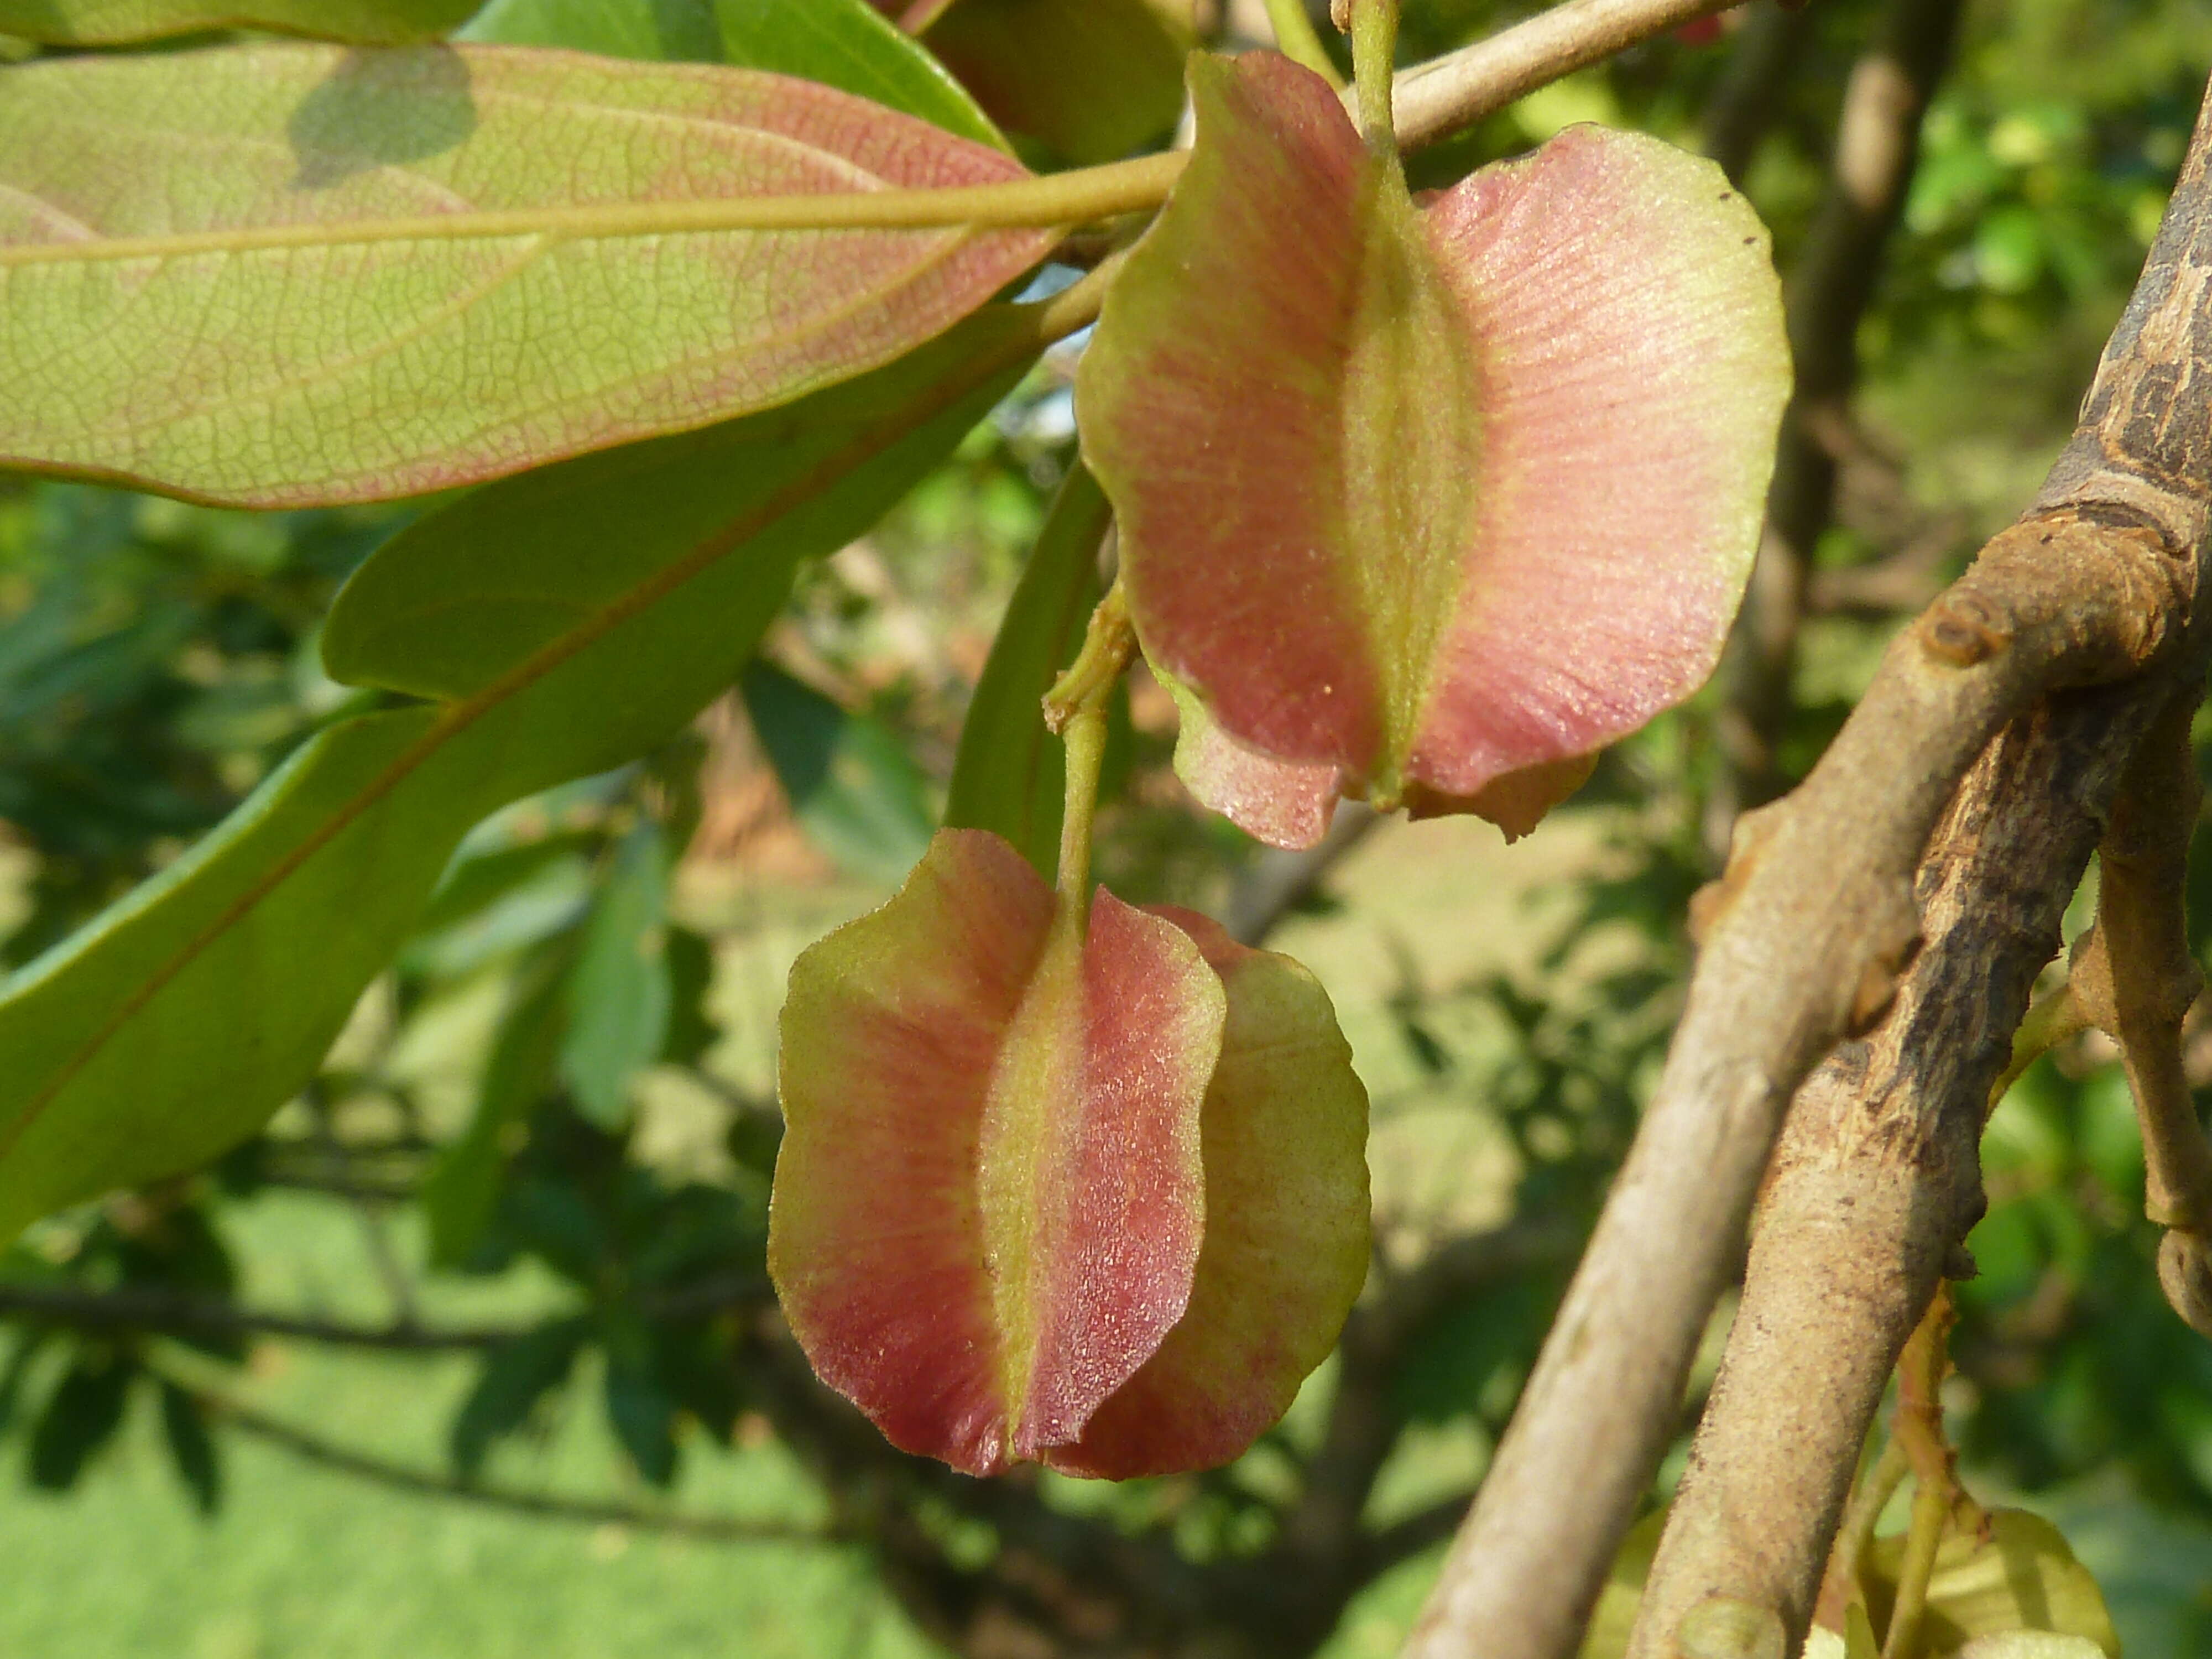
0;155;1182;269
0;299;1061;1169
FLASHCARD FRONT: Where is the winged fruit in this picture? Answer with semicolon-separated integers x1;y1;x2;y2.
769;829;1369;1477
1077;51;1791;848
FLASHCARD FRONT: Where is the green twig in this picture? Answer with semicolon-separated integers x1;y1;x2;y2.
145;1352;837;1546
1262;0;1344;86
1349;0;1401;151
1042;582;1134;921
1879;1474;1949;1659
1816;1435;1908;1631
1984;979;2089;1119
1879;1287;1981;1658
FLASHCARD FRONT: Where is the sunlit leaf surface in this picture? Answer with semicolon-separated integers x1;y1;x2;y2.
0;0;478;42
0;44;1052;504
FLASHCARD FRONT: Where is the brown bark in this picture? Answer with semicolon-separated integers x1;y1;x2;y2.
1405;63;2212;1659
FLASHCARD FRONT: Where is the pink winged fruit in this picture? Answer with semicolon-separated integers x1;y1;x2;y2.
1077;53;1792;848
769;830;1369;1477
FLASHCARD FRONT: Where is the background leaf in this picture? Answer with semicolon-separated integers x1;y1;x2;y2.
921;0;1191;164
450;1317;590;1479
422;938;572;1268
0;44;1051;504
459;0;1003;148
0;307;1041;1244
943;461;1108;877
739;663;933;887
560;822;672;1131
27;1353;132;1491
0;0;479;43
603;1336;680;1488
156;1381;222;1516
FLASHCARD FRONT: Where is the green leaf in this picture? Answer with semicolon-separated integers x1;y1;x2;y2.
28;1353;132;1490
0;304;1045;1244
0;0;480;43
0;43;1053;504
739;662;933;887
1866;1509;2120;1657
603;1340;680;1486
943;461;1108;878
462;0;1001;148
410;830;599;941
422;941;571;1269
1577;1509;1667;1659
659;927;719;1070
0;1330;49;1436
157;1380;222;1516
921;0;1191;163
560;822;672;1131
0;705;473;1238
451;1316;590;1478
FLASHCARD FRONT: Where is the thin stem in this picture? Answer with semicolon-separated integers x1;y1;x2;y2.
1817;1436;1909;1630
1889;1287;1974;1527
0;1279;518;1350
1056;709;1107;928
1878;1476;1949;1659
2063;687;2212;1333
1391;0;1745;150
1352;0;1401;150
1984;979;2087;1119
1880;1287;1979;1658
155;1360;837;1545
1262;0;1344;87
1042;580;1135;731
2083;691;2211;1226
1042;582;1135;920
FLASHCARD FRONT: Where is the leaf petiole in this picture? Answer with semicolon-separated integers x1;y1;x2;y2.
1350;0;1401;152
1042;581;1136;925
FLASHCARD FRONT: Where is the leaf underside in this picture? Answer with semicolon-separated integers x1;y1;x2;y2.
0;0;479;43
0;43;1052;504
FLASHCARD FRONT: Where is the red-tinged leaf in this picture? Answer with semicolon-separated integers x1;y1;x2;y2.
1077;53;1789;848
1049;906;1368;1479
768;830;1223;1475
0;44;1053;505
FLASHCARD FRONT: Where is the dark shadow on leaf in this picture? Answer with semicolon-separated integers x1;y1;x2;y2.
289;46;477;191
